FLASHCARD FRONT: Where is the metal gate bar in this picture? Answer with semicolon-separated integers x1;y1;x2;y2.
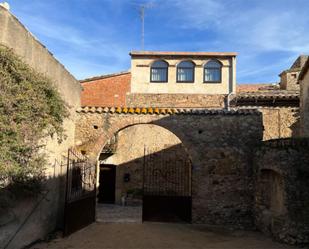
143;147;192;222
64;149;97;236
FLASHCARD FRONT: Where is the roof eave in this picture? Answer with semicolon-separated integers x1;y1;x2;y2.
129;51;238;57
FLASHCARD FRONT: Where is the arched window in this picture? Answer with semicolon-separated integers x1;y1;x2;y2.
204;60;222;83
150;60;168;82
177;61;195;83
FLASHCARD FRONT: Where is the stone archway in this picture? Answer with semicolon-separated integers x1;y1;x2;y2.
97;124;192;222
75;107;263;227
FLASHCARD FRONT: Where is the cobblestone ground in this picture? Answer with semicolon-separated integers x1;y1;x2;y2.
31;222;297;249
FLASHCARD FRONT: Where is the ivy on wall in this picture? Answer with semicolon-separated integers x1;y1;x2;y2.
0;45;68;192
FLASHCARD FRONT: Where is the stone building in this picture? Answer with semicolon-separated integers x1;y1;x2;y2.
279;55;308;91
1;3;308;247
77;51;309;246
79;51;239;218
231;88;299;140
81;51;237;108
76;107;263;227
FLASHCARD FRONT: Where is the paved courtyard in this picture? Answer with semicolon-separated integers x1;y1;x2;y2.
31;222;297;249
96;204;142;223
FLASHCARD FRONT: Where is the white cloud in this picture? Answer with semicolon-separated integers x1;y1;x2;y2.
12;8;133;79
9;0;309;82
163;0;309;82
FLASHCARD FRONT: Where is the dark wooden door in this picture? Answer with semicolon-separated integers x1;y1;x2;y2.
98;164;116;203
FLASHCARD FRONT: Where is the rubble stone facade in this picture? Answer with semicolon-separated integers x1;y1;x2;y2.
102;125;186;205
254;139;309;245
126;93;226;108
279;55;308;91
255;107;299;140
75;108;263;228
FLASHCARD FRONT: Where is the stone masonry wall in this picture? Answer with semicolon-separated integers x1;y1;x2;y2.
300;66;309;137
254;139;309;245
280;72;300;91
75;109;263;228
259;107;299;140
102;125;187;205
126;93;226;108
0;7;81;248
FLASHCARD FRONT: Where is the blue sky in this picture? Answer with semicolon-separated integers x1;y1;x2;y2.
7;0;309;83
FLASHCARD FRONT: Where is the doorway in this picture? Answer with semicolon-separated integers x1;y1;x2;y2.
98;164;116;204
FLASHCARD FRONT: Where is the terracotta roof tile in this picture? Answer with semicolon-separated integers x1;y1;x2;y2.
236;90;299;99
80;71;130;83
77;106;260;115
236;84;279;93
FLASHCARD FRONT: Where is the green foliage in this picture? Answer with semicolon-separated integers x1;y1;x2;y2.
0;45;68;192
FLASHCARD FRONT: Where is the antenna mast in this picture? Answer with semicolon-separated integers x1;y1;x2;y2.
138;2;153;51
139;5;145;51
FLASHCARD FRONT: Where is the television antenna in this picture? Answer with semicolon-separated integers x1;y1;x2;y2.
132;2;154;51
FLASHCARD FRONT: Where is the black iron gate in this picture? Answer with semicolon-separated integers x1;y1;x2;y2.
64;149;97;236
143;147;192;222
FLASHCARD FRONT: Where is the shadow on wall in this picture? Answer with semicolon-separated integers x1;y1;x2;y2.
254;139;309;245
0;160;68;249
99;143;192;223
291;110;300;137
80;111;265;228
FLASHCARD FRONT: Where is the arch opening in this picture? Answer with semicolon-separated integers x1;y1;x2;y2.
258;169;286;216
96;124;192;223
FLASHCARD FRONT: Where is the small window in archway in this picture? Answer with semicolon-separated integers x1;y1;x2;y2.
204;60;222;83
177;61;195;83
150;60;168;82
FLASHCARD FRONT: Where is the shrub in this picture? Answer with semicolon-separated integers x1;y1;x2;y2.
0;45;68;192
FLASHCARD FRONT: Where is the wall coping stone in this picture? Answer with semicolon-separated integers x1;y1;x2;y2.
77;106;261;115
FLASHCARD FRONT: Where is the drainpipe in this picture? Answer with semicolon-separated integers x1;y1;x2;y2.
226;93;232;111
227;56;236;111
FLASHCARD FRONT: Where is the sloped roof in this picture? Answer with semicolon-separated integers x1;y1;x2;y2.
291;55;309;69
237;84;278;93
233;90;299;107
80;71;130;83
279;55;309;76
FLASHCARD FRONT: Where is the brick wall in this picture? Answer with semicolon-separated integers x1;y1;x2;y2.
81;72;130;107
